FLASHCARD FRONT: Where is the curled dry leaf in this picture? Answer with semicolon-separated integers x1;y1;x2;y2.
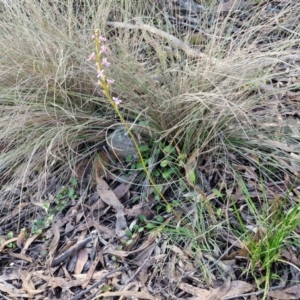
178;277;231;300
222;281;254;299
268;284;300;299
74;249;89;275
96;290;155;299
16;228;27;249
95;173;127;237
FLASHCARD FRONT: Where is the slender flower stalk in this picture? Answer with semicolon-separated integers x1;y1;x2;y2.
89;29;183;222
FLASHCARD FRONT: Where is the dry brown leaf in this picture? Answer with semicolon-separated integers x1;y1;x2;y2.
113;173;137;199
104;233;156;258
21;271;44;296
9;252;33;263
0;237;18;253
96;174;127;237
179;279;232;300
268;284;300;299
132;244;156;264
178;282;211;298
96;290;155;299
217;0;248;13
34;272;85;289
74;249;89;275
283;285;300;298
124;205;154;218
82;251;104;289
281;249;300;266
76;218;114;236
10;203;30;219
73;270;108;280
16;228;27;249
267;289;299;299
207;277;231;300
21;233;40;255
222;280;254;299
137;267;148;285
48;220;61;264
0;282;29;299
51;233;96;267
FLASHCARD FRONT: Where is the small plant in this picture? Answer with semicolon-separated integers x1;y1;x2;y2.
88;31;184;221
232;176;300;299
31;177;78;234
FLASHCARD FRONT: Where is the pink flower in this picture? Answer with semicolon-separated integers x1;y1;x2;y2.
97;69;105;78
102;57;111;67
112;97;122;105
87;52;95;61
107;79;114;85
100;46;107;54
99;36;107;42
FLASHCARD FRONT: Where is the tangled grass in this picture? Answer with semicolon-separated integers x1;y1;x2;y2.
0;0;300;296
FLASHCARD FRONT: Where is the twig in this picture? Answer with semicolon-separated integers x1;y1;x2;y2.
51;236;93;267
70;266;126;300
119;247;154;291
106;21;218;63
222;284;286;300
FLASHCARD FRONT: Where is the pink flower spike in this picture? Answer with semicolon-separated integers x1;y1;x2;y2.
88;52;95;61
102;57;111;67
97;69;105;78
92;35;95;39
112;97;122;105
99;36;107;42
100;45;108;54
107;79;114;85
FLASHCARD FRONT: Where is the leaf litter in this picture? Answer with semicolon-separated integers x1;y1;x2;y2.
0;0;300;299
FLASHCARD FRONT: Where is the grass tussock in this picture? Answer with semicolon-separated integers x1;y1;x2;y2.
0;0;300;296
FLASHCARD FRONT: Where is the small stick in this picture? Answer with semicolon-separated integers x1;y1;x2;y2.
106;21;218;63
51;236;93;267
70;266;126;300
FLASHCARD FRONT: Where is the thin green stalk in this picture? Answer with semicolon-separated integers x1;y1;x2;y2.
91;29;184;222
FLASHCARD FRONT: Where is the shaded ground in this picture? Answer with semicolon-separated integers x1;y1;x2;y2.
0;0;300;299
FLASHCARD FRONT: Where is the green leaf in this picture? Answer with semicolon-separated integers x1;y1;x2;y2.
126;155;133;163
70;177;77;187
163;145;174;153
139;145;150;152
179;153;187;160
154;148;161;155
139;215;147;223
212;189;224;198
145;223;155;229
126;239;133;246
189;170;196;184
138;121;148;126
162;170;171;179
160;160;170;167
7;232;14;239
125;229;133;237
153;169;160;177
156;216;164;223
166;205;172;213
172;200;180;207
136;162;144;169
68;187;75;198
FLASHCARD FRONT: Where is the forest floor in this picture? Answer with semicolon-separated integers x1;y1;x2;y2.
0;0;300;299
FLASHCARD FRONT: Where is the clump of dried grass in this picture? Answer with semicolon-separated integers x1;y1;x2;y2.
0;1;299;276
